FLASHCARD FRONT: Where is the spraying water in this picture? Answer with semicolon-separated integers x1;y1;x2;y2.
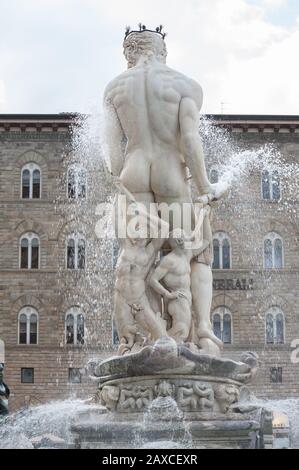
137;396;192;449
1;113;298;449
0;399;98;449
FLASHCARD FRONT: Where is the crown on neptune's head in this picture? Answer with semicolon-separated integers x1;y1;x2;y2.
124;23;167;40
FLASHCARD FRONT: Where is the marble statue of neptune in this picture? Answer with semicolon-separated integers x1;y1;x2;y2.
104;26;228;355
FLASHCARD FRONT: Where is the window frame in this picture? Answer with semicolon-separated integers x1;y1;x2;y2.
212;307;233;345
68;368;82;384
18;307;39;346
112;240;120;269
261;170;281;202
19;233;40;270
66;234;86;270
263;232;284;269
212;232;232;270
112;319;120;346
21;163;42;200
265;307;285;345
209;167;219;184
21;367;35;384
67;165;87;200
65;308;85;346
270;367;283;384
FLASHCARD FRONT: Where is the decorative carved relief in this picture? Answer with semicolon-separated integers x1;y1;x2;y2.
99;379;244;414
155;381;175;398
118;385;154;411
214;384;240;413
100;385;120;411
177;382;214;411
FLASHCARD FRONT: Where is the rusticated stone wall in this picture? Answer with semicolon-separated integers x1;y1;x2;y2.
0;115;298;410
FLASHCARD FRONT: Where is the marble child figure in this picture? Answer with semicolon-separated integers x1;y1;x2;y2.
149;209;209;344
113;181;169;354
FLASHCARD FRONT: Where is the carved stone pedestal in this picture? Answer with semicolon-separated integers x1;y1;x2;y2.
71;404;273;449
71;338;273;449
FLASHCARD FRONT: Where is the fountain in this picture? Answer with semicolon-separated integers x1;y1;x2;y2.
69;25;274;449
1;25;298;451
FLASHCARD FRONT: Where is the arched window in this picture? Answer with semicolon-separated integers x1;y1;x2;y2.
67;166;86;200
223;313;232;344
20;233;40;269
213;313;221;341
212;232;231;269
210;168;219;184
67;234;86;270
212;307;233;344
266;313;274;344
112;240;120;269
112;319;120;346
21;163;41;199
263;233;283;269
18;307;39;345
262;170;281;201
266;307;285;344
65;308;85;346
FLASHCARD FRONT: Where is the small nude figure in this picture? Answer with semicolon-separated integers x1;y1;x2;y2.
113;182;169;354
149;209;209;343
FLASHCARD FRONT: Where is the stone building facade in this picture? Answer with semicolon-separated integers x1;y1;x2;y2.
205;115;299;399
0;113;298;411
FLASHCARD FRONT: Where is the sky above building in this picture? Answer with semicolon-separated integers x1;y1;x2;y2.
0;0;298;115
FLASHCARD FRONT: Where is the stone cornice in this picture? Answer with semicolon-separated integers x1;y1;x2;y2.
0;113;81;134
205;114;299;134
0;113;298;134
